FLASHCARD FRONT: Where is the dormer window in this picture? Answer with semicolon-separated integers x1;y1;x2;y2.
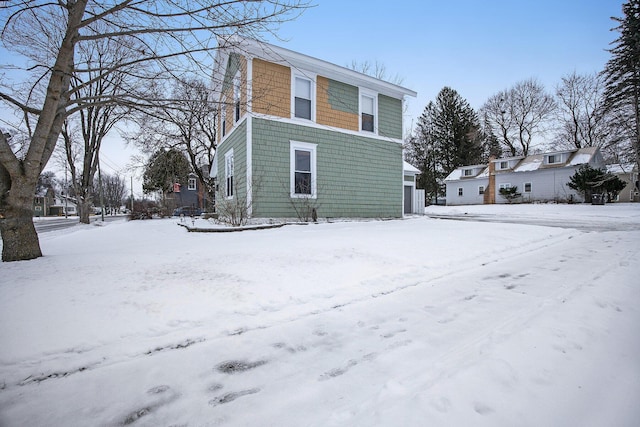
547;154;560;164
499;161;508;169
463;169;473;176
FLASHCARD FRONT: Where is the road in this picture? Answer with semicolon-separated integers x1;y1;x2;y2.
33;215;126;233
426;213;640;232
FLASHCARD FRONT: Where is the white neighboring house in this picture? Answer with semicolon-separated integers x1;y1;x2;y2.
51;195;78;216
444;147;606;206
403;161;423;214
606;163;639;202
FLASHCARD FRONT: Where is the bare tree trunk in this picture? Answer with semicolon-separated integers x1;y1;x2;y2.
0;175;42;261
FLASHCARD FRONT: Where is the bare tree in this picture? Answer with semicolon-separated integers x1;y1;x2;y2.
480;78;556;156
348;60;404;85
0;0;310;261
129;78;217;207
555;72;608;149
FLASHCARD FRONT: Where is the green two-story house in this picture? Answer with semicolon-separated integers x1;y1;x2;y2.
210;36;417;220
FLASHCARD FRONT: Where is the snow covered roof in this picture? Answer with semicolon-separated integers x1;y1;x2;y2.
567;146;598;166
607;163;637;175
403;161;420;174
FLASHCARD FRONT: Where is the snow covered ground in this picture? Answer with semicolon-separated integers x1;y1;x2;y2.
1;204;639;426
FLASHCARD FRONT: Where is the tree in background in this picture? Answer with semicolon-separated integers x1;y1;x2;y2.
567;164;627;202
602;0;640;169
405;87;483;202
143;149;191;214
481;78;556;156
129;78;217;209
94;173;126;214
0;0;310;262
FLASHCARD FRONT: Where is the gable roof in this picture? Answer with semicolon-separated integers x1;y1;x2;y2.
212;35;417;101
445;147;603;182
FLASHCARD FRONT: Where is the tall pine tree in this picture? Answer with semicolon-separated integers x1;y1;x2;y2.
405;87;483;201
602;0;640;168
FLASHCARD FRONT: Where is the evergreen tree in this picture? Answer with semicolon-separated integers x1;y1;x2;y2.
143;148;191;197
406;87;483;201
567;164;627;202
602;0;640;168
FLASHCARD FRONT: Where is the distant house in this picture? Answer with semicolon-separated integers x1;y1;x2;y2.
444;147;607;205
209;36;416;219
606;163;639;202
33;187;55;217
172;172;211;211
50;195;78;216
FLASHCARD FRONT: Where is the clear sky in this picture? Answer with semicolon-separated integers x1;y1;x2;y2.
266;0;624;130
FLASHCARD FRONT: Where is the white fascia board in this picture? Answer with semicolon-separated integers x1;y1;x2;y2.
220;35;417;100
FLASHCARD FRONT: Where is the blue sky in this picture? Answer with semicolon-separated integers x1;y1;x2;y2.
265;0;625;129
0;0;627;189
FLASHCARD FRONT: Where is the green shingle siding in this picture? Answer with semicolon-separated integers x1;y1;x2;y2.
218;121;247;198
378;94;403;139
327;79;358;114
251;118;402;218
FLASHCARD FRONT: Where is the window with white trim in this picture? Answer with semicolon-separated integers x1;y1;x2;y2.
188;177;197;191
464;169;473;176
290;141;317;198
458;187;463;196
478;186;485;195
221;95;227;137
524;182;532;193
360;92;376;133
294;76;313;120
233;72;241;122
547;154;560;164
499;183;511;190
224;150;234;198
499;161;508;169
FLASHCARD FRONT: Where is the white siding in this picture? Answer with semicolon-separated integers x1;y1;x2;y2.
446;178;488;205
495;168;583;203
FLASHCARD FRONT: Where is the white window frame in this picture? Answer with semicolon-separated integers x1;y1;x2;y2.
478;185;485;195
359;89;378;134
458;187;463;197
499;183;511;190
221;94;227;137
188;177;197;191
233;71;241;123
291;72;316;121
547;154;560;164
224;149;234;199
464;169;473;176
524;182;532;193
290;141;317;199
499;161;509;170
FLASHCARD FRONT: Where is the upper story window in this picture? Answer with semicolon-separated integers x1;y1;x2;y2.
233;72;241;122
463;169;473;177
499;161;508;169
188;177;197;191
294;76;313;120
547;154;560;164
221;95;227;137
360;91;377;133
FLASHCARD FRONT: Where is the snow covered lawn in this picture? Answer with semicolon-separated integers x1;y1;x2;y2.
1;204;639;426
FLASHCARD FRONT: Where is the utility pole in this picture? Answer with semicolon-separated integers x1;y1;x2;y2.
97;154;105;222
64;159;68;218
131;176;134;213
